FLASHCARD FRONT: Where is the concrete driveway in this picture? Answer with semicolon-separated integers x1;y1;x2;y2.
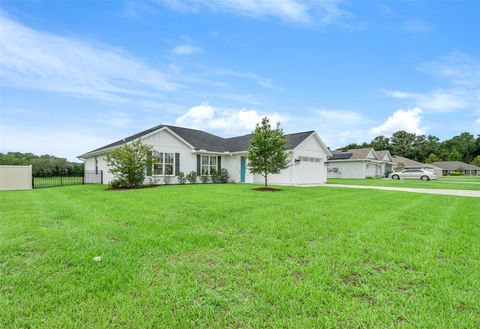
324;184;480;198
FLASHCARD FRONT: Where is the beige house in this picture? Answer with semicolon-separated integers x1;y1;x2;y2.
392;156;443;176
431;161;480;176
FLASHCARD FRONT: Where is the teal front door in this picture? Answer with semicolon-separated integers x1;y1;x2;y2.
240;156;246;183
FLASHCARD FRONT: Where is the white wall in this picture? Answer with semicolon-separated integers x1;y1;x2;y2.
0;165;32;190
291;135;329;184
365;162;380;177
327;161;366;178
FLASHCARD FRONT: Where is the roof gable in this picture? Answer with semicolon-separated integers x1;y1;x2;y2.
376;150;393;162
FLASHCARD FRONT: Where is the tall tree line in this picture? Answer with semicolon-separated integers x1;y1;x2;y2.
0;152;84;176
340;131;480;166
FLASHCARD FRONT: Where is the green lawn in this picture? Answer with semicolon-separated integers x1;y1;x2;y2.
328;177;480;190
1;184;479;328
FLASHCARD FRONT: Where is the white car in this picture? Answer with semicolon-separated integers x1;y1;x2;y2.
388;169;438;181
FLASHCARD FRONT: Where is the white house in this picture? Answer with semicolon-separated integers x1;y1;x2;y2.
326;148;394;179
78;124;332;185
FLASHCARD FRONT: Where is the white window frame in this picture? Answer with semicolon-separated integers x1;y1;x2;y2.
300;156;321;163
152;152;176;176
201;155;217;176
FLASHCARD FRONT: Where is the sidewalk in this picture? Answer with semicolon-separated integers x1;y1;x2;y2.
323;184;480;198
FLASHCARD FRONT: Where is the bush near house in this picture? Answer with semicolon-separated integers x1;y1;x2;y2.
186;171;198;184
106;140;152;188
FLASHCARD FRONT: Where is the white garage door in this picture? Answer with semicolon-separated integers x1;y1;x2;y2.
296;156;323;184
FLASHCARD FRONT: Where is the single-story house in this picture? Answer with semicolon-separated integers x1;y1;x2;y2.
78;124;332;185
376;150;396;175
392;156;443;176
327;148;393;178
430;161;480;176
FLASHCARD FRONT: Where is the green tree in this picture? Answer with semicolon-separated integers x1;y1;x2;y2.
442;132;476;162
106;139;152;187
370;136;391;151
247;117;289;188
391;130;417;158
425;153;440;164
448;147;462;161
471;155;480;168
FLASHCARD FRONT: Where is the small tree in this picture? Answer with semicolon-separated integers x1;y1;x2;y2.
247;117;289;188
425;153;440;164
106;139;152;188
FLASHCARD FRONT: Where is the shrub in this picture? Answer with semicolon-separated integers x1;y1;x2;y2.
217;168;229;183
163;176;171;185
210;168;220;183
109;178;127;188
177;172;187;184
200;175;209;184
366;176;376;179
449;171;463;176
186;171;198;184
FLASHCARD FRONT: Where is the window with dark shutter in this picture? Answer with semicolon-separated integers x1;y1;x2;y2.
146;151;152;176
218;156;221;170
197;154;201;175
175;153;180;175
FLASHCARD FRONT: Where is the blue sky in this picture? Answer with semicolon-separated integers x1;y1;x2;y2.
1;1;479;160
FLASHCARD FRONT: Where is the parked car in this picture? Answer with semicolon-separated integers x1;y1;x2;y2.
388;169;438;181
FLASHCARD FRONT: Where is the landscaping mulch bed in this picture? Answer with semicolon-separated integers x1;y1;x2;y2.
253;187;282;192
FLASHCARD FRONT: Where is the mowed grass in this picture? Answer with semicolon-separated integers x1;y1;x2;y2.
328;176;480;190
1;184;479;328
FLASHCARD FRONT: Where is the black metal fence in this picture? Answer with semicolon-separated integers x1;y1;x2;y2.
32;170;103;188
32;175;84;188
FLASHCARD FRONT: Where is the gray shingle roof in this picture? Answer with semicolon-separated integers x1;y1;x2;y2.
225;131;315;153
82;125;314;156
431;161;480;171
392;155;441;169
330;148;376;160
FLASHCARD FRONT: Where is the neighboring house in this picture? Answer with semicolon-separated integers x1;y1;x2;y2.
392;156;443;176
376;150;396;175
327;148;387;178
78;124;332;185
430;161;480;176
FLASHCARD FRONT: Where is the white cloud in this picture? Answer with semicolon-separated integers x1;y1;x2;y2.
171;44;203;55
383;52;480;114
383;88;473;113
370;107;425;136
417;51;480;87
156;0;348;24
175;103;287;135
210;69;282;90
0;14;180;102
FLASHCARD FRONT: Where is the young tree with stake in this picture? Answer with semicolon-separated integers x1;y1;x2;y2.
247;117;289;189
